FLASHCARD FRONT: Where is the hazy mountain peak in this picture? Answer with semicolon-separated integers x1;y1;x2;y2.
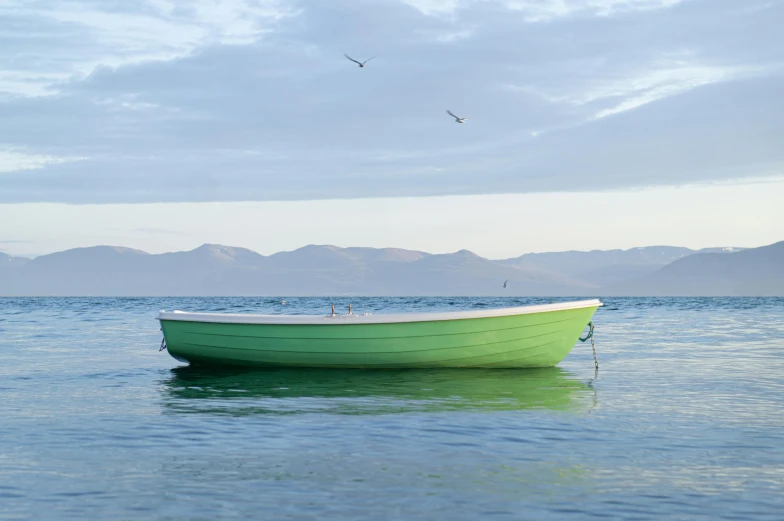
293;244;338;251
0;252;30;269
414;249;489;268
43;245;150;258
175;244;266;267
193;243;224;251
602;241;784;296
453;249;482;258
191;243;262;256
341;246;428;263
269;244;429;266
276;244;354;257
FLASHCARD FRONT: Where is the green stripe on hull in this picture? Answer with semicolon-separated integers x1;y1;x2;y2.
160;305;599;368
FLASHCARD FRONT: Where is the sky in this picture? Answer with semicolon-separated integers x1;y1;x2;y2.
1;0;783;257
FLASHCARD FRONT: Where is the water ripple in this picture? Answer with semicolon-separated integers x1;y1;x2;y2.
0;297;782;520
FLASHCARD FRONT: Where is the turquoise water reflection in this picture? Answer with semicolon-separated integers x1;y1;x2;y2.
163;366;596;415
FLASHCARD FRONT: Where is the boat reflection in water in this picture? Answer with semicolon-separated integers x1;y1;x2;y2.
161;366;597;416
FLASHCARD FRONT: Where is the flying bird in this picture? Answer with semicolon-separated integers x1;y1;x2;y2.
447;110;468;123
344;54;375;67
503;280;508;288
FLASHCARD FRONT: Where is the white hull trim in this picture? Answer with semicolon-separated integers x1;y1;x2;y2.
157;299;603;326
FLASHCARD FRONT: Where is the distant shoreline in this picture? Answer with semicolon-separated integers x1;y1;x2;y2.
2;241;782;297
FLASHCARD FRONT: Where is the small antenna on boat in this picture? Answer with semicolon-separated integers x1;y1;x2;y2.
331;304;335;316
349;304;352;315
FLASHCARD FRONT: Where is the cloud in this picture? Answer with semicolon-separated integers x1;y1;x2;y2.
401;0;686;20
3;72;783;203
400;0;463;16
435;28;475;42
0;147;86;173
0;0;296;98
502;0;686;22
507;53;756;120
591;63;742;119
0;0;782;203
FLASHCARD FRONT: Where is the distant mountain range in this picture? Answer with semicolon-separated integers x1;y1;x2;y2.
1;242;781;296
600;241;784;296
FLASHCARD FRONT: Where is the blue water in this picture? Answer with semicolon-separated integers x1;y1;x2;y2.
1;297;783;520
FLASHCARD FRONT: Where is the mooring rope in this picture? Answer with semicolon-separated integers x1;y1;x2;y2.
579;321;598;372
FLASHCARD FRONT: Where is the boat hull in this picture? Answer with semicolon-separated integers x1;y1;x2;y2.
159;302;600;369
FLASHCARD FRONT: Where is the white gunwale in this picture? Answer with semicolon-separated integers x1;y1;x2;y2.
157;299;602;326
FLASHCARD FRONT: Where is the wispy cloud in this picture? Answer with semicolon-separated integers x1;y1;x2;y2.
591;63;746;119
92;93;182;113
0;147;86;173
435;28;475;42
400;0;463;17
0;71;73;99
0;0;296;98
506;53;757;119
401;0;686;19
503;0;686;22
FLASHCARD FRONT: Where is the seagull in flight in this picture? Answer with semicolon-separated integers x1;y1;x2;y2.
447;110;468;123
344;54;375;68
503;280;508;288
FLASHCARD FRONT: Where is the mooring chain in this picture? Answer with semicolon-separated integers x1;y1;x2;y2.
579;321;598;372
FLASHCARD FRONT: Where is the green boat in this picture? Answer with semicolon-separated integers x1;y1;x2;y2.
157;299;601;368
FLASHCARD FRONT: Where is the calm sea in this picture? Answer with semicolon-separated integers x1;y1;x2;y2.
1;297;783;520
